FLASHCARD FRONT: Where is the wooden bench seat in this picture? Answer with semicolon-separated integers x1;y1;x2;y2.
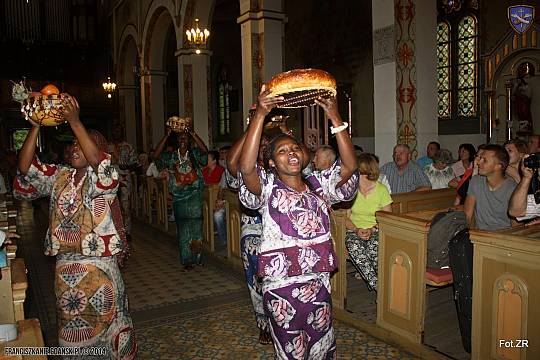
10;258;28;322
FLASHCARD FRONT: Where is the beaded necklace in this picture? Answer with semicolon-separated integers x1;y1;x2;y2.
66;169;87;205
176;148;192;173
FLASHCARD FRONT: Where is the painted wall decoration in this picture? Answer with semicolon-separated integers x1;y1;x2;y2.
395;0;418;156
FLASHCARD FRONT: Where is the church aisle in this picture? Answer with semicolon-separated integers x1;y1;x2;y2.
17;201;421;359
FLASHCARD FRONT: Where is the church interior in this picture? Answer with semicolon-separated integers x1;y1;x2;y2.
1;0;540;359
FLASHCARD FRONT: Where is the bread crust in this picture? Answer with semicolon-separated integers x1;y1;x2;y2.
267;69;336;96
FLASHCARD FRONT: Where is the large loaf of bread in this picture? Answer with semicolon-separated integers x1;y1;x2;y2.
267;69;336;96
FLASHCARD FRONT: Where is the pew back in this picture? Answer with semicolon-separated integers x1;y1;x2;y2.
470;226;540;359
390;188;456;214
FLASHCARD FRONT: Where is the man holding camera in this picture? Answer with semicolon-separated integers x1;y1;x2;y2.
509;153;540;220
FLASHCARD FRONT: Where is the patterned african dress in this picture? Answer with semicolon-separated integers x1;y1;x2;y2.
156;148;207;266
108;141;137;235
13;155;136;360
239;162;358;360
225;170;269;332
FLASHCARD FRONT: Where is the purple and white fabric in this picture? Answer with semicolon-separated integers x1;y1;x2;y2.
239;161;358;359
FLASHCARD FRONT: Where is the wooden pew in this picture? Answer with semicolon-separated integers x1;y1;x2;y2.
139;176;150;221
0;319;46;360
129;172;139;218
222;188;243;268
390;188;457;214
470;226;540;359
0;265;15;323
10;258;27;322
145;177;169;232
202;185;220;252
330;189;457;311
0;258;28;324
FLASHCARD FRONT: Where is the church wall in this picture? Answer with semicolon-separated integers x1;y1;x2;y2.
372;0;396;165
439;134;486;158
282;0;374;139
415;0;438;159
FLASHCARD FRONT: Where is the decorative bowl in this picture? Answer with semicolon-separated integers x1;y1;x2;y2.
166;116;192;133
21;94;66;126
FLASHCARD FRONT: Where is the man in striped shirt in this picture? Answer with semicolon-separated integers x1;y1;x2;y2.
380;144;432;193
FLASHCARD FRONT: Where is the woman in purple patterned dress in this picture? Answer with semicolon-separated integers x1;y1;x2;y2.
238;87;358;359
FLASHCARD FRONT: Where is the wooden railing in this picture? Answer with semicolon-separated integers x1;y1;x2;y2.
0;201;27;324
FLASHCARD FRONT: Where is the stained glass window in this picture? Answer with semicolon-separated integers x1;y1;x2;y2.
218;82;230;136
437;10;478;122
437;22;451;117
457;15;477;116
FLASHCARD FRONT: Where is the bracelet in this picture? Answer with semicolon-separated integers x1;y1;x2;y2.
330;122;348;135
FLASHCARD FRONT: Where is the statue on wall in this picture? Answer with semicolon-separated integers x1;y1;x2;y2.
512;62;535;135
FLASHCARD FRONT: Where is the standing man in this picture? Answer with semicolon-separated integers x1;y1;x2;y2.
109;125;138;239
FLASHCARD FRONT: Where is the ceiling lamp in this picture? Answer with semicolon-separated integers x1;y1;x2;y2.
102;77;116;99
185;18;210;51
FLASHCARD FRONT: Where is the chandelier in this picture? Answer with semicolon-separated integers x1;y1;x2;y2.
185;18;210;52
102;77;116;98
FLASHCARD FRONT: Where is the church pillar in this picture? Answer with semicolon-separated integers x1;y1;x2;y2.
237;0;286;127
117;85;138;148
373;0;397;164
373;0;437;163
140;70;168;149
176;49;211;147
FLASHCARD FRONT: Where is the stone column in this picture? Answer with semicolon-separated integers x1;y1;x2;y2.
372;0;437;164
237;0;286;127
117;85;139;148
140;70;167;150
372;0;398;165
176;48;211;147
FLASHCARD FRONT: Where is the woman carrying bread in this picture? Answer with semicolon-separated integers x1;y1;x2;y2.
14;95;136;359
238;86;358;359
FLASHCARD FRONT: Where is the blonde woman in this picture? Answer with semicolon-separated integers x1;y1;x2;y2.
345;153;392;291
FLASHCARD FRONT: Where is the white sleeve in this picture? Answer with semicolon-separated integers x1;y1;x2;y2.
516;194;540;221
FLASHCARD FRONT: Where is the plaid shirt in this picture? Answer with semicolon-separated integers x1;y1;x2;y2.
380;161;431;194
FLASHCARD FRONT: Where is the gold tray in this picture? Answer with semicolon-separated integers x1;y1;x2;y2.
274;87;336;108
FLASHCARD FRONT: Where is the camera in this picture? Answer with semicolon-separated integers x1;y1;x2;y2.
524;153;540;169
525;153;540;204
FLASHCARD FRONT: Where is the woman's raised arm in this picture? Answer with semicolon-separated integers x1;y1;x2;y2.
315;97;356;186
238;86;283;195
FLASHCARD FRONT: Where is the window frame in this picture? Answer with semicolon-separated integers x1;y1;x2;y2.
437;4;481;135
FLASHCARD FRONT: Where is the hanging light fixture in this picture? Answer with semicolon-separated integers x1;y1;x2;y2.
185;18;210;51
102;77;116;99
